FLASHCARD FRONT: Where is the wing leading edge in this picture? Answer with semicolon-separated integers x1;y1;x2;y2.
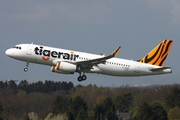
76;46;121;65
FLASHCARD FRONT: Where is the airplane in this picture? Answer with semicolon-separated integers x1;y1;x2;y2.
5;39;173;82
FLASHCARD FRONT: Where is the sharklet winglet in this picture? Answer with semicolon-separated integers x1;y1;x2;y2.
112;46;121;57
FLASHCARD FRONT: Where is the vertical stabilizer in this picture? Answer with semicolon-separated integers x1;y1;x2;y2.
139;39;173;66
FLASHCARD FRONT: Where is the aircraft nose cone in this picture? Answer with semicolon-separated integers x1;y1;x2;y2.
5;49;12;56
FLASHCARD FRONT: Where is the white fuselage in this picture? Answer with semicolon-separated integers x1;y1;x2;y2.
5;44;172;77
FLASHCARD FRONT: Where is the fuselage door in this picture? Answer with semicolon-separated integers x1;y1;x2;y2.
26;44;33;55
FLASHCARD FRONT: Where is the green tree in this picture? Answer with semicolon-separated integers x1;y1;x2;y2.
21;114;30;120
76;110;87;120
168;106;180;120
67;82;74;90
94;97;117;120
136;102;152;120
166;87;180;108
115;93;132;112
103;97;117;120
70;96;88;119
0;102;3;120
0;81;6;89
8;80;17;89
94;104;105;120
44;80;52;93
66;111;75;120
150;102;167;120
106;110;118;120
52;96;67;115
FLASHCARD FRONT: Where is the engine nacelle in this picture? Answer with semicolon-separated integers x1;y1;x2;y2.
51;61;76;74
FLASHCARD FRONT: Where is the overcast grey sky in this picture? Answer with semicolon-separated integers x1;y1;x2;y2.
1;0;179;87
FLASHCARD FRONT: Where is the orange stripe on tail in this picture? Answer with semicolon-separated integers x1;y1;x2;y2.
139;39;173;66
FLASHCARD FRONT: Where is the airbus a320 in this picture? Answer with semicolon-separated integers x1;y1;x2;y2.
5;39;173;82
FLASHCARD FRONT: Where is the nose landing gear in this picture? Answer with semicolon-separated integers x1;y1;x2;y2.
24;62;29;72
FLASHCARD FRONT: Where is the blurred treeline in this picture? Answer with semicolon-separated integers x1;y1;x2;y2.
0;80;180;120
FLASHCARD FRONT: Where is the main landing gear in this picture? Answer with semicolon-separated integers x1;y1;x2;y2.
77;72;87;82
24;62;29;72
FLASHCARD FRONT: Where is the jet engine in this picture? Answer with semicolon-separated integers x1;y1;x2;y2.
51;61;76;74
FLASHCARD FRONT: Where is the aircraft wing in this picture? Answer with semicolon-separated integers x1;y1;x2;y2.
75;46;121;66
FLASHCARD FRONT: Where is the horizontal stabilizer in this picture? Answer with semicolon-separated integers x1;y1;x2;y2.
149;67;171;72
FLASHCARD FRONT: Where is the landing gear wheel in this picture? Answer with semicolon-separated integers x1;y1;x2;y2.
77;76;83;82
24;62;29;72
82;75;87;81
24;68;28;72
77;72;87;82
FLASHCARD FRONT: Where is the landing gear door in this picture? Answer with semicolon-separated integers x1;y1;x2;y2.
26;44;33;55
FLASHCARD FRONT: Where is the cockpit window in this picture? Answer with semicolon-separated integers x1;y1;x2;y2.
13;46;21;49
